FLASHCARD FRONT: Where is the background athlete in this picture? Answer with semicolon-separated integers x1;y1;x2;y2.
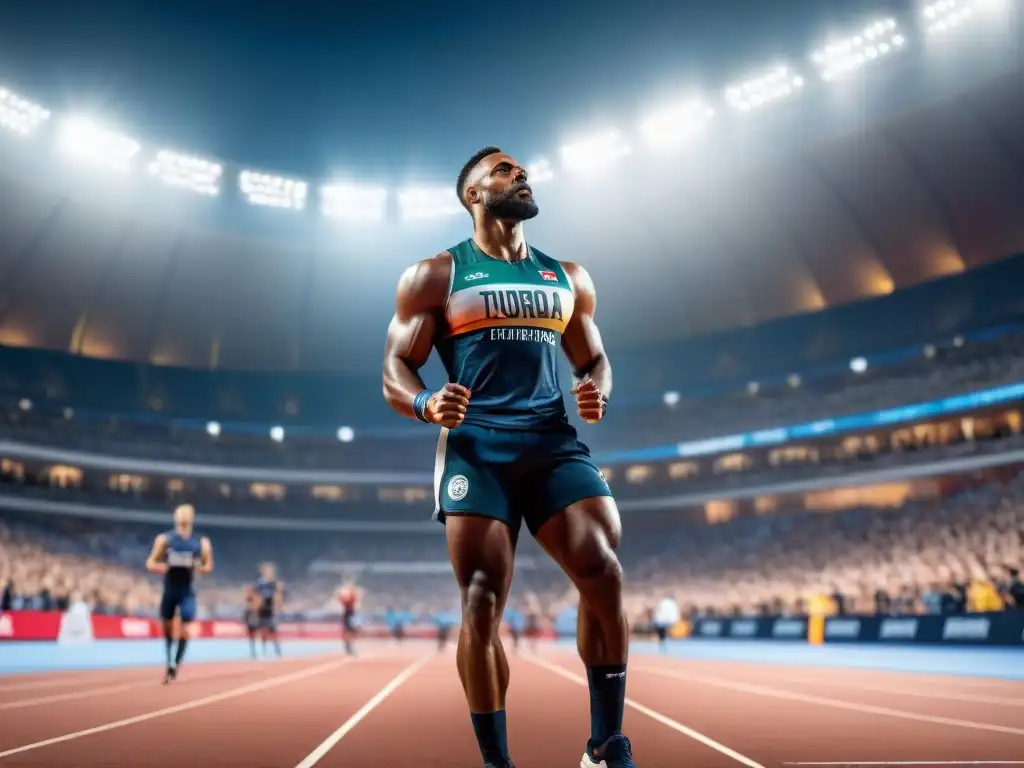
336;581;360;656
383;147;635;768
243;584;260;658
253;562;284;658
145;504;214;683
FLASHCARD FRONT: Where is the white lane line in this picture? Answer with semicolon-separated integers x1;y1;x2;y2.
784;762;1024;766
770;676;1024;708
631;665;1024;738
293;655;432;768
0;656;353;760
527;655;767;768
0;674;134;693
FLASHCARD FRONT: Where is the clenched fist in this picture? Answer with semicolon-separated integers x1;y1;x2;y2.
571;378;607;424
425;383;472;428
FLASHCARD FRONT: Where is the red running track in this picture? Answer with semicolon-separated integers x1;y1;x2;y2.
0;642;1022;767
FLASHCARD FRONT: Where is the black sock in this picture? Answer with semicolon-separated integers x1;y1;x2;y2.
164;627;174;667
586;664;627;750
470;710;509;765
175;637;189;667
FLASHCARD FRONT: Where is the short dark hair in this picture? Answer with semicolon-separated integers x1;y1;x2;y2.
456;146;502;210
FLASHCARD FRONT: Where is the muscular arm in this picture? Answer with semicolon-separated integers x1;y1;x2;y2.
145;535;169;575
561;261;612;399
198;537;214;575
382;254;451;419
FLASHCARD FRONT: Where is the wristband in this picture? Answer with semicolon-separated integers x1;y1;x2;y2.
412;389;433;423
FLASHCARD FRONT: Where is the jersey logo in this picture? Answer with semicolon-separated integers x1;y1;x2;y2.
539;270;558;282
447;474;469;501
464;271;489;282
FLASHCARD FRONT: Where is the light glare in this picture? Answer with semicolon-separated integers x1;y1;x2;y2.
239;170;307;210
57;116;140;171
149;149;222;197
321;181;388;221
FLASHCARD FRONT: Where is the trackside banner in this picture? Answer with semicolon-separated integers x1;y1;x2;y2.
681;613;1024;646
0;611;433;642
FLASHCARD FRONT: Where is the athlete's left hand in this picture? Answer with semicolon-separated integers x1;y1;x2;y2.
571;378;607;424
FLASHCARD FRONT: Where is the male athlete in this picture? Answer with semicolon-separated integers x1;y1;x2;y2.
383;148;634;768
243;585;260;658
337;582;360;656
253;562;284;658
146;504;214;683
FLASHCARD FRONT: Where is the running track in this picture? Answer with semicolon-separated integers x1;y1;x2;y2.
0;642;1022;767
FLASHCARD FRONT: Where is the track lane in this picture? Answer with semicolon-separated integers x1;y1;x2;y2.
0;653;350;753
0;654;426;768
310;648;759;767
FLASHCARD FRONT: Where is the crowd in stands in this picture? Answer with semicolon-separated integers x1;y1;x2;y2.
2;332;1023;467
3;471;1023;629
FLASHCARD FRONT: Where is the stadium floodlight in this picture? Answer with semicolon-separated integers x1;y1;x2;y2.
526;157;555;184
239;170;307;210
0;88;50;136
397;186;463;221
559;129;631;170
638;101;714;149
337;426;355;443
206;421;221;437
269;425;285;442
57;116;140;171
18;398;31;412
922;0;1004;35
850;357;868;373
811;19;905;81
663;391;681;407
148;150;222;197
725;65;805;112
321;181;388;222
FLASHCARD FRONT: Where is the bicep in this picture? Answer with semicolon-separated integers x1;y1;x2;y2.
561;264;606;370
384;259;448;370
149;536;167;562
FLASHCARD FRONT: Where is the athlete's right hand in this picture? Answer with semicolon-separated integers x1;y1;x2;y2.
424;383;471;428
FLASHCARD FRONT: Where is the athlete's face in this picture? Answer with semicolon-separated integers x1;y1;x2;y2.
469;154;538;222
261;564;275;580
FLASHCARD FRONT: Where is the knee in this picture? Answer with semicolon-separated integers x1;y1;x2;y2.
461;570;504;635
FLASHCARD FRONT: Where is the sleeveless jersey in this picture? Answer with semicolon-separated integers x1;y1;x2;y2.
164;530;202;591
437;239;575;430
254;577;279;611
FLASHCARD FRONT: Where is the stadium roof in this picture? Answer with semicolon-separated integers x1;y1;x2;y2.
0;38;1022;373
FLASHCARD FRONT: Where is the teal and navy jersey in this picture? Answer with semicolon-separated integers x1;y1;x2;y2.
164;530;203;591
254;577;280;611
436;239;574;430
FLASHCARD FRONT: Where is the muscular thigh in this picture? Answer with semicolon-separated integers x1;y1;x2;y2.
533;495;622;575
445;514;517;610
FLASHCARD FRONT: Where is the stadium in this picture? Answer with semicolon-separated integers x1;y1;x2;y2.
1;0;1023;765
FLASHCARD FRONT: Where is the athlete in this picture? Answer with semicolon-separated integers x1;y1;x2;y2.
243;585;260;658
253;562;284;658
523;594;542;655
145;504;214;683
337;582;360;656
383;147;634;768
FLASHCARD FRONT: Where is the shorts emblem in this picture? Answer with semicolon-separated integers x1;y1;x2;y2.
447;474;469;501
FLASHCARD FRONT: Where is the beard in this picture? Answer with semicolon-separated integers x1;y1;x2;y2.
483;184;539;222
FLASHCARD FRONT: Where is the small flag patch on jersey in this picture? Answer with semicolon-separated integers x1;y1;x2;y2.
539;270;558;282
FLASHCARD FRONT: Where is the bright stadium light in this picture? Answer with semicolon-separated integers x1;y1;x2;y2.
526;157;555;184
239;170;307;210
57;116;140;171
206;421;221;437
923;0;1005;35
270;425;285;442
397;186;462;221
321;181;388;222
663;391;681;407
148;150;222;196
559;129;631;171
638;100;714;149
850;356;868;373
337;426;355;443
811;19;905;81
0;88;50;136
725;65;805;112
